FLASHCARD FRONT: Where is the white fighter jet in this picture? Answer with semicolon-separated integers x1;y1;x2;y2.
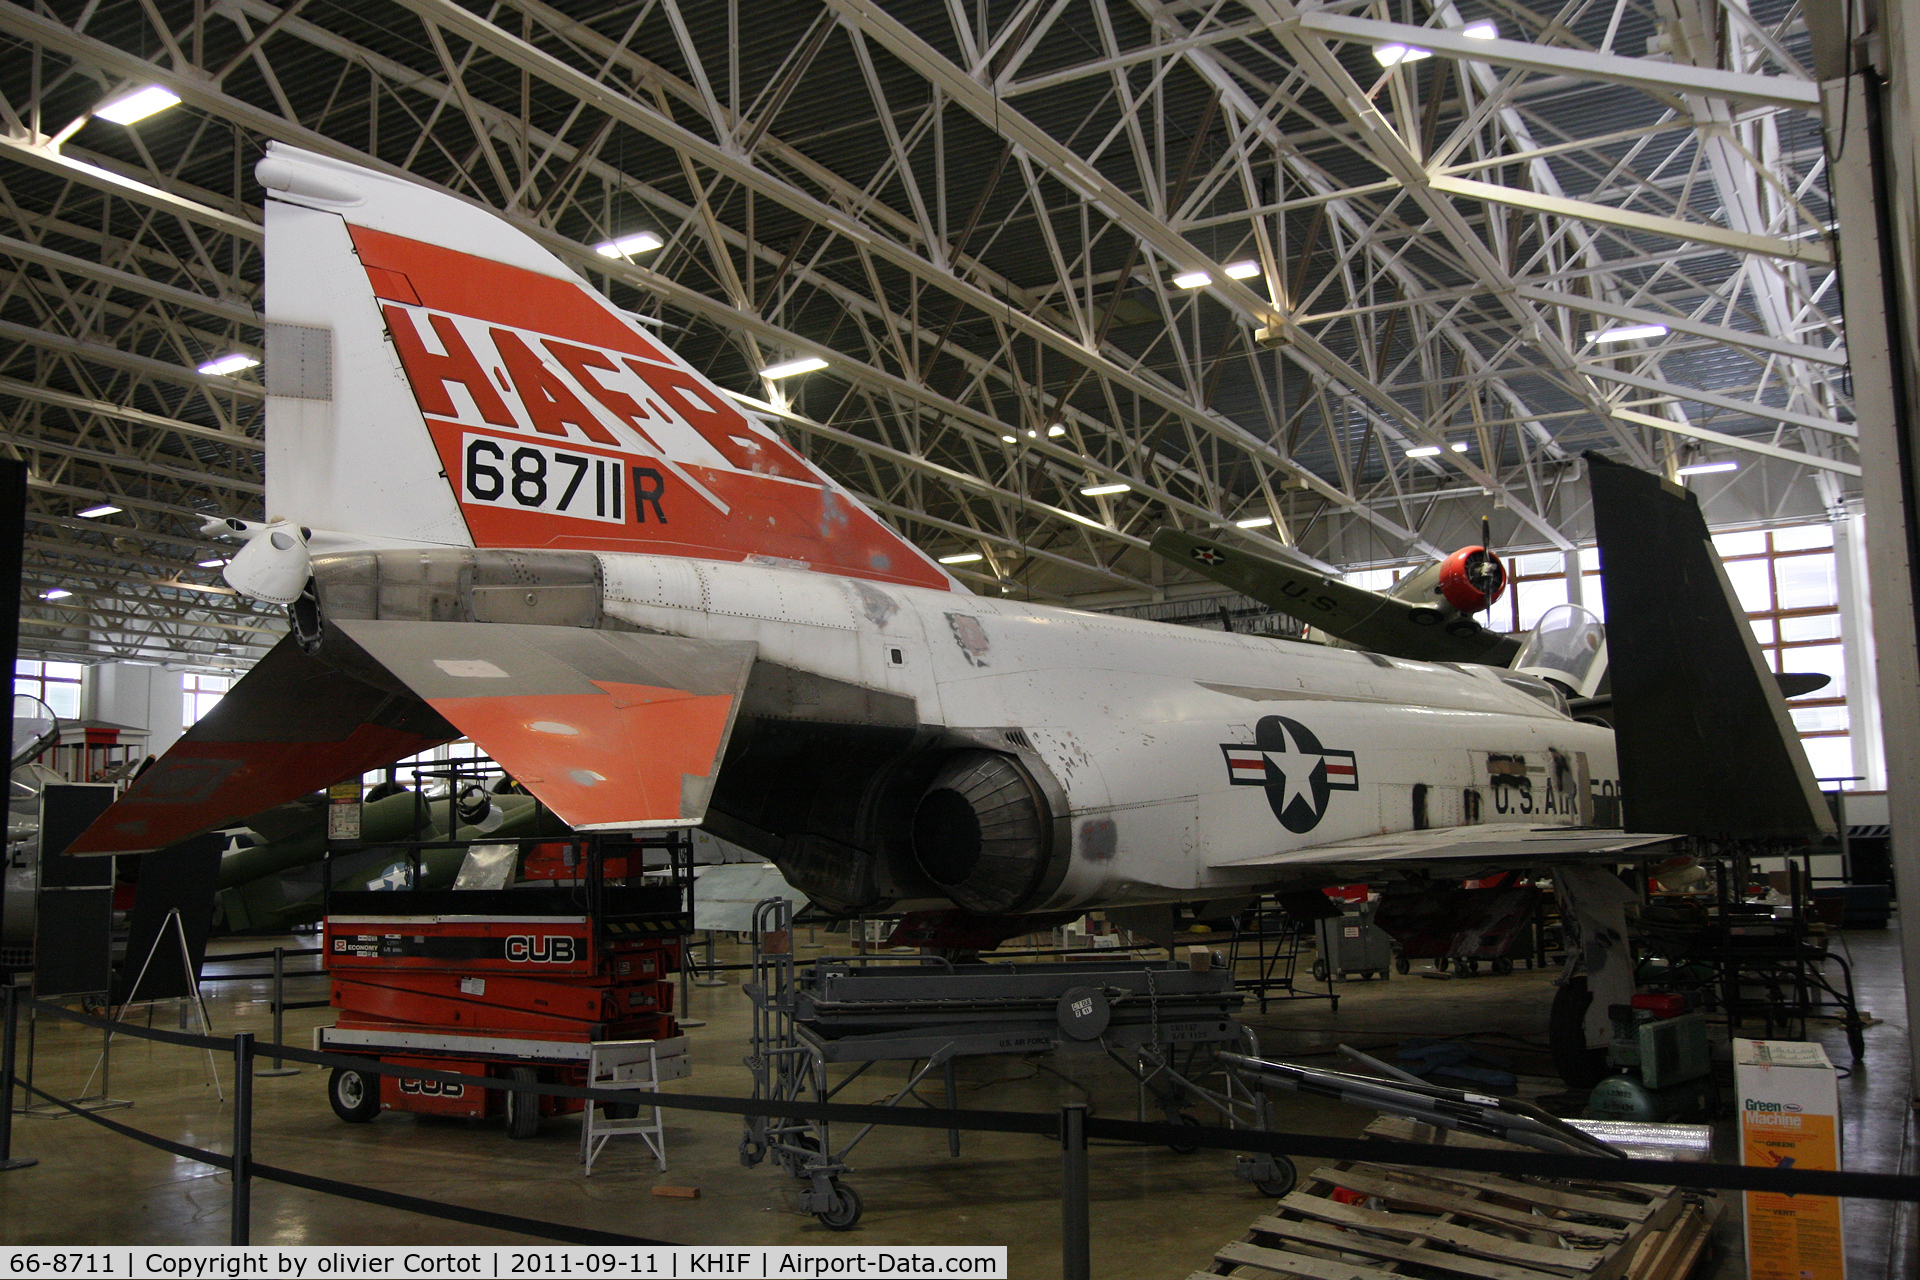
66;150;1830;1056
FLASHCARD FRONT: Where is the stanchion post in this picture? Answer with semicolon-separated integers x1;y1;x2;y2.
259;948;298;1077
1;983;37;1170
1059;1102;1089;1280
231;1032;254;1245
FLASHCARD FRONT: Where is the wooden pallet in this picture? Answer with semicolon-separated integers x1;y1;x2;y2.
1187;1118;1720;1280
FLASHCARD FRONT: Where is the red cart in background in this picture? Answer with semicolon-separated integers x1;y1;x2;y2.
1374;876;1542;977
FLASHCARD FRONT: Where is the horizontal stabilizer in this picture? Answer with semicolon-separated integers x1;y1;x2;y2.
1150;529;1519;664
1216;824;1677;871
332;621;755;831
66;632;460;855
1586;453;1834;839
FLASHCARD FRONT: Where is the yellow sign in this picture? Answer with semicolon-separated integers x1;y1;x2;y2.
327;779;364;841
1736;1039;1846;1280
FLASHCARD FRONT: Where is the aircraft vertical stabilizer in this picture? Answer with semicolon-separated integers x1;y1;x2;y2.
1586;453;1833;839
255;143;954;591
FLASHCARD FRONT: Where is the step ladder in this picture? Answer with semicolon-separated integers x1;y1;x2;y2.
580;1036;690;1175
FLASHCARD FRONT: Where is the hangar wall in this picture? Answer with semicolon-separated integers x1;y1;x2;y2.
81;662;183;758
1810;0;1920;1099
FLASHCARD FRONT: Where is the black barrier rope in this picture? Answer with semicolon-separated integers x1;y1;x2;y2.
25;997;1920;1203
12;1066;673;1246
200;973;325;984
18;1077;234;1168
249;1162;674;1246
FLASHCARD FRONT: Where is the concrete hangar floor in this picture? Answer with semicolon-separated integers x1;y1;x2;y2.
0;930;1912;1279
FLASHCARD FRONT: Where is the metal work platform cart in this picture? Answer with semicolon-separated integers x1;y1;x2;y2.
1637;857;1866;1060
741;899;1285;1228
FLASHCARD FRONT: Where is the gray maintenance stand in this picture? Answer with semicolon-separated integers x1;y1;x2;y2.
739;898;1289;1229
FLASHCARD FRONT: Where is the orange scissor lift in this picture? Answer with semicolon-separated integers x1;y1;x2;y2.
318;831;691;1139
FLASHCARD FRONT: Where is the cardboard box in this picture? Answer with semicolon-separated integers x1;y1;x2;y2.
1735;1039;1846;1280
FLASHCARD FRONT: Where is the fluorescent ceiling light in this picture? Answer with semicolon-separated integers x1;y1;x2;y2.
42;588;72;601
1586;323;1670;344
1235;515;1275;528
1374;43;1432;66
1676;461;1739;476
1047;424;1067;437
1462;20;1498;39
95;85;181;126
594;231;663;258
1024;428;1038;439
1080;482;1132;496
1405;445;1443;458
1222;260;1261;280
1449;441;1470;452
1000;434;1018;444
197;353;259;376
1172;270;1212;290
77;504;121;518
938;552;984;565
759;356;828;379
198;558;228;568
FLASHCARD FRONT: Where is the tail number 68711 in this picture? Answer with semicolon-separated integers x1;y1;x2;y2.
462;434;625;525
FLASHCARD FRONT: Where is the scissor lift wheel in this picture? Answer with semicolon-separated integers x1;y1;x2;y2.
504;1067;542;1139
329;1067;380;1123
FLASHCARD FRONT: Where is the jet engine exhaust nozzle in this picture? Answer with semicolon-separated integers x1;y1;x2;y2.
910;751;1053;914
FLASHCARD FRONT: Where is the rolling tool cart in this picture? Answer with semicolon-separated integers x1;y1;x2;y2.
318;828;692;1140
741;898;1281;1229
1311;898;1394;982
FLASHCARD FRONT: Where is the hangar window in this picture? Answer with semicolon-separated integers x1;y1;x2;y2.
1341;565;1413;592
183;672;233;728
1495;555;1578;635
15;660;83;719
1498;526;1853;783
1712;525;1852;783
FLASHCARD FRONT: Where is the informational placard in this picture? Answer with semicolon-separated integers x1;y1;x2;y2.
1736;1038;1847;1280
114;832;224;1003
327;779;364;842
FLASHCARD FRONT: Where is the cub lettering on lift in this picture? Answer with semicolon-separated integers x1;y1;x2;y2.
398;1078;466;1098
504;935;577;964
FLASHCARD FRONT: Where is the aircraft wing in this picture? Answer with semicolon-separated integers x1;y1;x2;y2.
1150;529;1520;665
1587;453;1834;839
64;631;462;855
66;622;756;855
1215;824;1677;872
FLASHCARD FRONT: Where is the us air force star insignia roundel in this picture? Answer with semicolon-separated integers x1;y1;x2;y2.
1190;545;1225;565
1220;716;1359;833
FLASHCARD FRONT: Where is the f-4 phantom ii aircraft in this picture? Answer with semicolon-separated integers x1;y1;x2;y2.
63;147;1832;1070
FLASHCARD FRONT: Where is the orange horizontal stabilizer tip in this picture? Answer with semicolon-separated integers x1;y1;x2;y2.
427;682;734;829
330;619;757;831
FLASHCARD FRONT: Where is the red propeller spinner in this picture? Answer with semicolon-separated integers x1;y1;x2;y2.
1437;545;1507;613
